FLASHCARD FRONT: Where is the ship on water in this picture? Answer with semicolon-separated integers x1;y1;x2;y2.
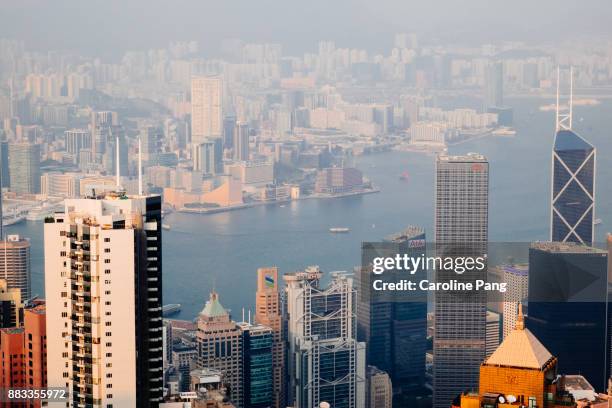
491;127;517;137
162;303;181;316
329;227;350;233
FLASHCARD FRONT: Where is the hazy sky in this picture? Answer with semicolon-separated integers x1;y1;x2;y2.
1;0;611;57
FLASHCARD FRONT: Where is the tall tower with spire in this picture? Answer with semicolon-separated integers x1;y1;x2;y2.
551;66;596;245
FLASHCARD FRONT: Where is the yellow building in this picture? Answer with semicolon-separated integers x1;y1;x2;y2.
458;305;577;408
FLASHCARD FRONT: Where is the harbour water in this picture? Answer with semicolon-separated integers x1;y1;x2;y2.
6;97;612;320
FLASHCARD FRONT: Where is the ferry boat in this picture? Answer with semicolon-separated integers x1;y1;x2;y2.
329;227;350;233
492;127;517;137
162;304;181;316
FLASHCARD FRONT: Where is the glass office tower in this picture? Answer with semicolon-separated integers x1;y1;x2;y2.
551;129;595;245
527;242;608;391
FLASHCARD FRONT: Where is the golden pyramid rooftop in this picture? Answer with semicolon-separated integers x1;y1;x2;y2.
485;304;554;370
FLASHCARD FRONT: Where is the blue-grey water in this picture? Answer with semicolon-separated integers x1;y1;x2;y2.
7;97;612;320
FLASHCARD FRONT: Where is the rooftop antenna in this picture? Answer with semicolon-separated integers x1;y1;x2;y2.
555;66;560;132
138;137;143;195
569;66;574;129
115;133;121;189
555;65;573;132
8;78;13;119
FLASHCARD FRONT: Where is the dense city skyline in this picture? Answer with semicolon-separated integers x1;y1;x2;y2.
0;3;612;407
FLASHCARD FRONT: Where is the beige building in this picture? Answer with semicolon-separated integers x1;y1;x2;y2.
191;76;223;145
196;292;243;407
41;172;80;198
45;193;164;407
255;267;285;408
0;234;31;300
366;366;392;408
228;161;274;187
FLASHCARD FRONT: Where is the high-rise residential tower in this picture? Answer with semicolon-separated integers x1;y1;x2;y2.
233;122;250;161
44;191;164;407
8;143;40;194
284;267;366;408
0;234;31;301
64;129;92;164
255;267;285;408
433;153;489;408
140;125;164;165
484;61;503;109
191;76;223;145
90;110;119;162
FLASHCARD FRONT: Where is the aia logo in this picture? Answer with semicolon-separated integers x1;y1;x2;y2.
471;163;484;172
408;239;426;248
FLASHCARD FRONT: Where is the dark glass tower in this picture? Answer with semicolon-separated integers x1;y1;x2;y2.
551;129;595;245
526;242;608;391
240;323;274;408
357;227;427;394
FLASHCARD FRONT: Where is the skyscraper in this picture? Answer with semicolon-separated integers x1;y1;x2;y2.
501;264;529;339
0;327;25;398
550;129;596;245
45;192;164;407
255;267;285;408
366;366;393;408
0;302;47;408
90;110;119;162
8;143;40;194
284;267;366;408
357;227;427;393
0;139;9;188
193;138;223;176
223;115;237;149
484;61;503;109
526;242;608;392
433;153;489;408
140;125;164;165
239;322;274;408
0;234;31;301
64;129;92;163
191;76;223;145
24;302;47;406
550;66;596;246
196;291;244;407
456;306;562;408
233;122;250;161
